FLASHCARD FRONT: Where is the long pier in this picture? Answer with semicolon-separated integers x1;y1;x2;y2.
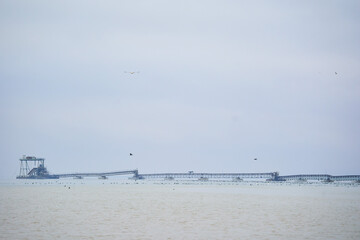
56;170;139;179
277;174;360;182
138;173;360;182
138;172;277;180
16;156;360;182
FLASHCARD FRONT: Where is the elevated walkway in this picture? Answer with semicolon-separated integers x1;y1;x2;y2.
277;174;360;182
56;170;139;179
138;172;277;180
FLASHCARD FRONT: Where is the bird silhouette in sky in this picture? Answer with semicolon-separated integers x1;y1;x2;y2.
254;158;257;161
335;72;338;75
124;71;140;74
130;153;133;156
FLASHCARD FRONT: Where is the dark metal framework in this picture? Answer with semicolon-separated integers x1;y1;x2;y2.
18;156;48;178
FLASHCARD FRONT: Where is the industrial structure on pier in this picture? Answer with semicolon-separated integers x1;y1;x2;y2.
16;156;139;180
16;155;360;182
17;156;58;179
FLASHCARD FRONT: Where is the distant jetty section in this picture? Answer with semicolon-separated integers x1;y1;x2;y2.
16;155;360;182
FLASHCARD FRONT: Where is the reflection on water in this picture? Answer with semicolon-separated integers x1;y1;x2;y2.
1;180;360;240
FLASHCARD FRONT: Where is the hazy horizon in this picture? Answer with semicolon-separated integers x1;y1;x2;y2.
1;1;360;179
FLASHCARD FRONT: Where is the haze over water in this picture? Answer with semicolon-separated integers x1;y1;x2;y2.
1;180;360;240
1;1;360;178
1;1;360;239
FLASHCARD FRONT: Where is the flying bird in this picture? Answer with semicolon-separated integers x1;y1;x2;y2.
130;153;133;156
335;72;338;75
254;158;257;161
124;71;140;74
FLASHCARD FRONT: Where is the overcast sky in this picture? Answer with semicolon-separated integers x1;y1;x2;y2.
1;0;359;179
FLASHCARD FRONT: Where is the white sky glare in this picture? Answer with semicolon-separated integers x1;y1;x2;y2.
1;0;360;178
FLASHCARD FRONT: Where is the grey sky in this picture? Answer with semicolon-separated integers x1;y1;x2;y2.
1;0;359;179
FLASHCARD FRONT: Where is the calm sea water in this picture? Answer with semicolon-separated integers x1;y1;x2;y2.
1;180;359;240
